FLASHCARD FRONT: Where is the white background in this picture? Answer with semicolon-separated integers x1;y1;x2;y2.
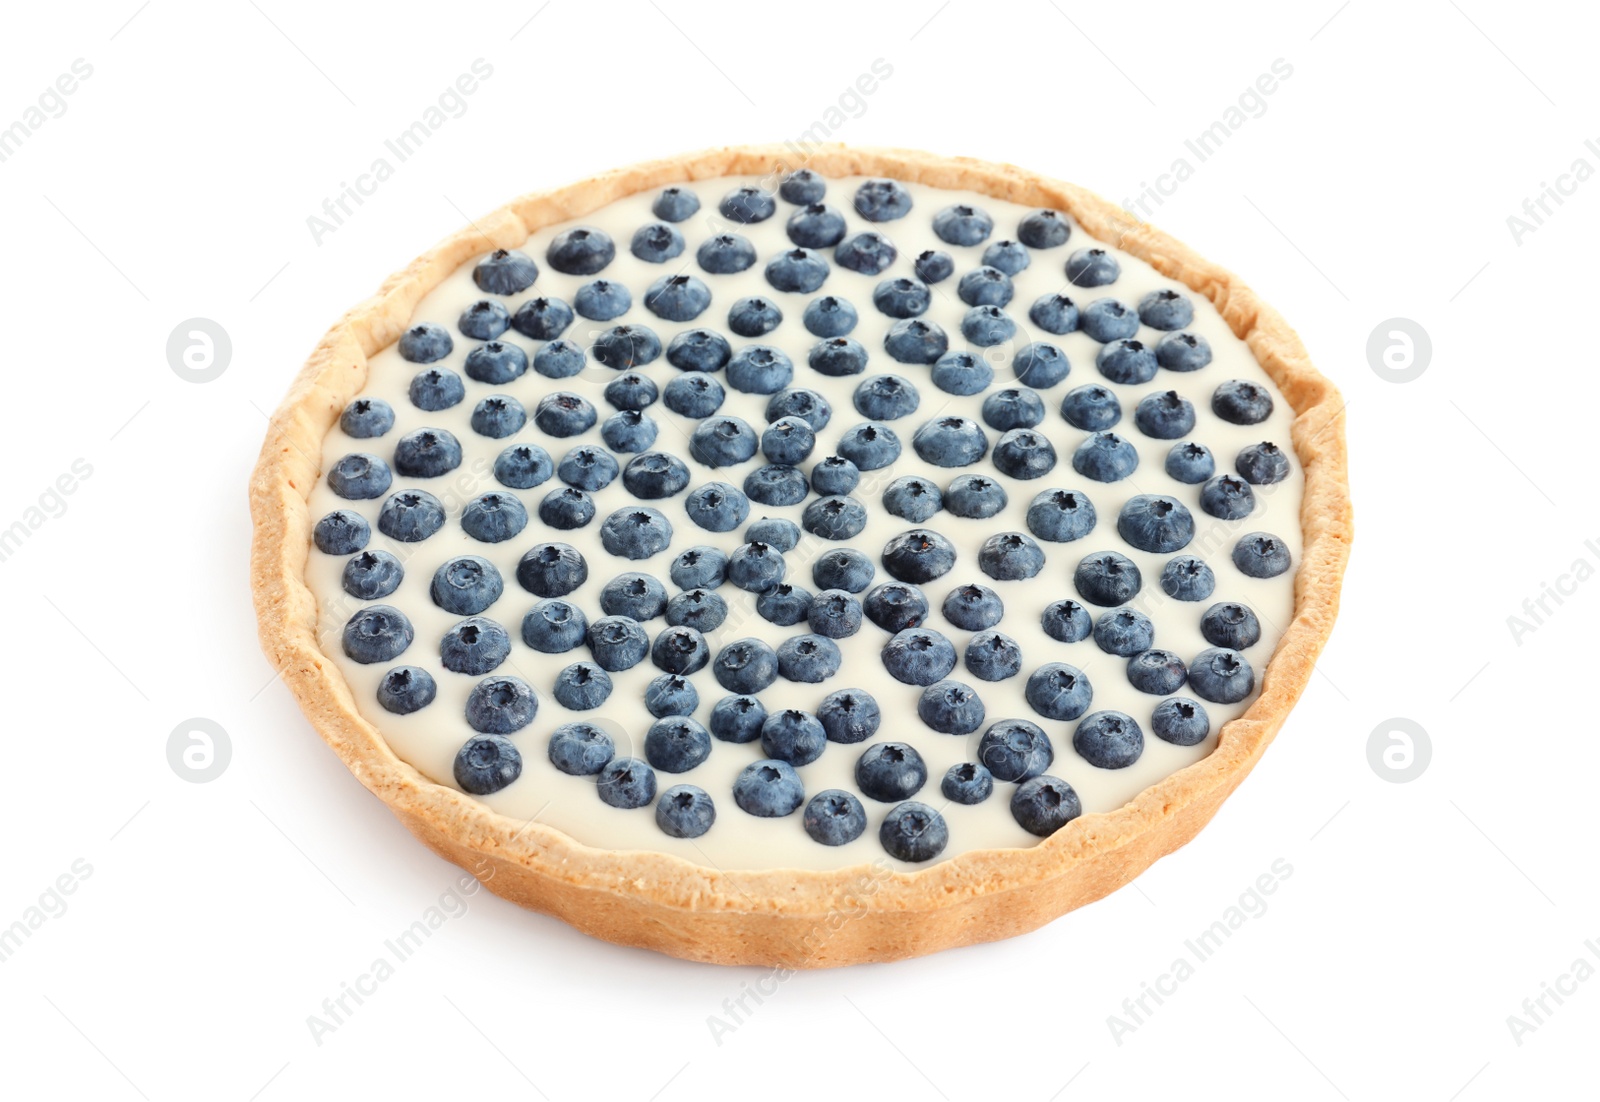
1;1;1593;1098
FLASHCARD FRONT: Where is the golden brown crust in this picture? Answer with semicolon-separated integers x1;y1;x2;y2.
249;144;1352;967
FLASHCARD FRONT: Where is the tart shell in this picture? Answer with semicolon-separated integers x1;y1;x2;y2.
249;144;1352;967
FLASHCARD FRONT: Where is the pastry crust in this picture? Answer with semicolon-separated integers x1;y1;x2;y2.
250;145;1352;967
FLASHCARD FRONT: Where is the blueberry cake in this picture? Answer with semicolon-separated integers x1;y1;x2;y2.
251;146;1350;966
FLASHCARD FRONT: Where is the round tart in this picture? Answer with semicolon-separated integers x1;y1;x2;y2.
250;145;1350;966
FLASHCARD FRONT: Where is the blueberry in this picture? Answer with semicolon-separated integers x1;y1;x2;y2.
1237;442;1291;485
586;615;650;672
954;268;1010;311
1161;556;1216;602
431;555;504;616
777;633;842;683
378;490;446;542
631;221;686;263
809;455;859;497
961;305;1015;347
663;585;726;632
818;689;881;744
931;351;993;396
782;202;847;250
849;379;916;427
937;585;998;632
1094;608;1155;656
1201;602;1261;649
643;274;711;322
532;339;586;379
804;790;867;846
744;464;808;506
933;203;993;245
964;629;1023;681
882;529;958;584
314;509;369;555
853;178;912;221
766;247;830;294
1011;775;1082;837
912;416;988;467
1012;342;1071;388
1234;532;1292;578
1017;209;1070;249
1025;488;1097;544
601;410;658;453
521;598;588;654
710;695;766;743
1200;474;1255;520
1042;599;1093;643
942;763;994;805
1165;441;1215;484
713;638;780;693
982;239;1030;276
918;680;986;735
720;185;776;224
652;186;700;222
465;675;538;734
761;709;827;766
459;300;512;341
575;278;632;321
600;572;668;621
470;395;527;439
341;398;395;438
513;297;575;341
761;416;815;465
863;582;929;633
882;475;942;522
836;423;901;471
670;545;728;590
667;328;733;373
1065;247;1120;287
593;324;663;369
1157;331;1213;372
538;486;595;530
437;617;509;676
979;532;1045;581
623;452;692;498
533;700;609;754
533;392;597;437
656;785;716;839
1060;385;1122;432
766;387;832;430
646;716;711;772
879;802;948;862
1074;710;1144;769
454;735;521;795
836;231;898;275
1096;340;1158;387
802;495;868;540
733;760;804;817
727;541;786;592
1025;662;1093;721
1117;494;1195;554
684;482;750;532
1188;647;1255;704
803;294;858;337
689;416;760;467
1072;432;1139;482
697;233;757;274
377;666;435;715
808;589;863;638
726;346;794;395
993;429;1058;480
1081;299;1140;344
946;474;1007;519
516;542;588;597
806;337;868;379
978;718;1053;782
399;323;452;364
553;662;612;711
1134;390;1196;440
1213;380;1274;425
779;169;826;204
745;516;801;552
597;757;657;809
914;249;955;283
409;367;465;412
1127;649;1188;695
872;276;931;319
1075;551;1142;606
811;548;873;594
464;341;529;386
599;507;673;559
473;248;540;295
1152;698;1210;746
880;627;957;685
547;226;614;275
342;550;403;600
728;295;783;337
1138;289;1194;330
855;742;927;801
